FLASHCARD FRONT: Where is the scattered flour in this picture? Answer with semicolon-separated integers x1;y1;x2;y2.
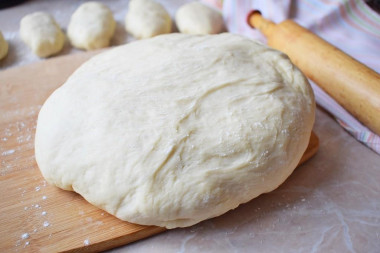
42;211;47;216
43;221;50;227
1;149;15;156
21;233;29;239
84;239;90;246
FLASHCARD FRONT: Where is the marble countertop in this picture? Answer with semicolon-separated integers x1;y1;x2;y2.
1;1;379;252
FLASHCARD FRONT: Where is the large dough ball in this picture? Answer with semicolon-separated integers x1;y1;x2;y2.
68;2;116;50
0;31;8;60
125;0;172;39
20;12;65;58
35;33;315;229
176;2;224;35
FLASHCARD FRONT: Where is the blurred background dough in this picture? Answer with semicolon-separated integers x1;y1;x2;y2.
125;0;172;39
175;1;224;35
68;1;116;50
20;12;64;58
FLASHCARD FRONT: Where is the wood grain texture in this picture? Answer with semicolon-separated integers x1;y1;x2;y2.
0;50;318;252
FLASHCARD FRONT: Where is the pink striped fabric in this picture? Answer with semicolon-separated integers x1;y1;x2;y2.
203;0;380;154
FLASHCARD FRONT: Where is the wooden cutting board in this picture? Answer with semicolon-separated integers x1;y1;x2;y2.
0;50;319;252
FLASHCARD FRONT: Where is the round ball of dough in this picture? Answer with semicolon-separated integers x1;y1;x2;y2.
0;31;8;60
68;2;116;50
20;12;65;58
35;33;315;229
175;2;224;35
125;0;172;39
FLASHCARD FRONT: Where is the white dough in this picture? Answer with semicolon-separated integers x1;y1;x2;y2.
20;12;64;58
68;2;116;50
125;0;172;39
0;31;8;60
35;33;315;229
176;2;224;35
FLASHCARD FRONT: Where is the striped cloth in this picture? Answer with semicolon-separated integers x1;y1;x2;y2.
204;0;380;154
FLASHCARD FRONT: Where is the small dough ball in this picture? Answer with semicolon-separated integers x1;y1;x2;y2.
176;2;224;35
0;31;8;60
125;0;172;39
68;2;116;50
20;12;65;58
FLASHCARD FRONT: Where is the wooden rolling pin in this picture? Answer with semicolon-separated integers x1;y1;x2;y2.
247;10;380;136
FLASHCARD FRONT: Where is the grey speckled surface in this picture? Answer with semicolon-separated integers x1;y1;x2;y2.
1;1;379;252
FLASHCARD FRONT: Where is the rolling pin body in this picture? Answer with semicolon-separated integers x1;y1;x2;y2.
249;13;380;135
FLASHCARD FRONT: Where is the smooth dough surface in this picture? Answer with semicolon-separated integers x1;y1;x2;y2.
176;2;224;35
68;2;116;50
0;31;8;60
125;0;172;39
35;33;315;229
20;12;64;57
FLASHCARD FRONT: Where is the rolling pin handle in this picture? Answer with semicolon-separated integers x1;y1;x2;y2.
246;10;262;29
247;10;276;38
246;9;380;136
